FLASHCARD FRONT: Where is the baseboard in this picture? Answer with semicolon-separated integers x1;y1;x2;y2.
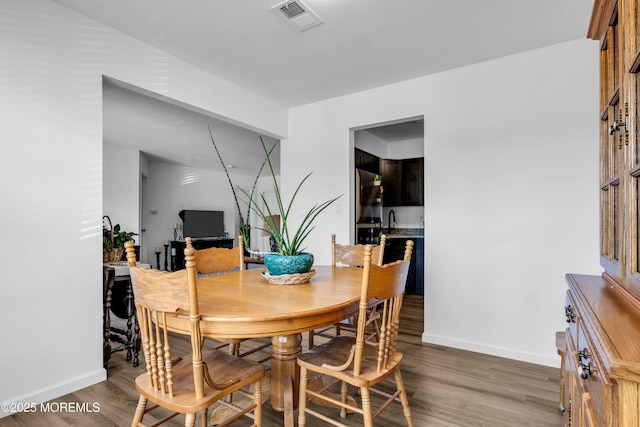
0;369;106;419
422;333;560;368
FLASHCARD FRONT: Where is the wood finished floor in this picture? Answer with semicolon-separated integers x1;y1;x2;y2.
1;296;563;426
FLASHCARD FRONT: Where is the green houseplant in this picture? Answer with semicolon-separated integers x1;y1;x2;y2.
209;132;342;275
103;215;138;263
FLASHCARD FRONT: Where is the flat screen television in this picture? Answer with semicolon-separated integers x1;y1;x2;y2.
179;210;224;240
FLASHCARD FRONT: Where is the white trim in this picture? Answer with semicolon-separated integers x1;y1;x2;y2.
422;333;560;368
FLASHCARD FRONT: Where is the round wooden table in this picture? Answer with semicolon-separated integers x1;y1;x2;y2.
164;265;364;413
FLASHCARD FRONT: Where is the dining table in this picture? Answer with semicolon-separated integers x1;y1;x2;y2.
162;264;365;423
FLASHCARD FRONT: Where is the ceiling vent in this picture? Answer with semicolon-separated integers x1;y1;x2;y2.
271;0;323;32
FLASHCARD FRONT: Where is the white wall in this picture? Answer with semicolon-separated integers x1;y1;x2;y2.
142;159;266;261
284;38;602;366
384;138;424;160
103;143;141;241
0;0;287;416
354;129;388;158
355;129;424;161
103;147;280;267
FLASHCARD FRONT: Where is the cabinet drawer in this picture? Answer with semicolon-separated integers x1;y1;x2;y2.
564;291;579;347
576;320;612;427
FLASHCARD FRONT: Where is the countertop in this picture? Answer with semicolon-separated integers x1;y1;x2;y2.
384;228;424;239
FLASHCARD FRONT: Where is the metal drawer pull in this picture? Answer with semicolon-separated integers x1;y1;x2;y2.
578;348;591;360
565;305;576;323
578;361;596;379
577;348;596;379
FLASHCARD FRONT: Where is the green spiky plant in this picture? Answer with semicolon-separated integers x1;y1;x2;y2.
209;127;274;253
210;129;342;256
238;136;342;256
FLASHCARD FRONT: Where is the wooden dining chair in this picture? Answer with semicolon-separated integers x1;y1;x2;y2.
190;236;271;361
192;235;245;276
332;234;386;268
125;240;265;427
297;240;414;427
308;234;387;348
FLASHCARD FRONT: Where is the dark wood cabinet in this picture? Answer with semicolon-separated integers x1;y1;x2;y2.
383;237;423;295
355;148;380;174
381;158;424;207
170;239;233;271
403;158;424;206
414;237;424;295
381;159;403;206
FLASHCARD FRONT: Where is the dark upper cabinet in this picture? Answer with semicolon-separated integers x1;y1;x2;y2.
403;158;424;206
381;159;403;206
355;148;380;174
381;157;424;207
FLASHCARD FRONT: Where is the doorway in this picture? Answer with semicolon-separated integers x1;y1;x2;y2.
352;117;424;298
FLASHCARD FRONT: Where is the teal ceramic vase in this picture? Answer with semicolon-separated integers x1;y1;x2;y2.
264;253;314;275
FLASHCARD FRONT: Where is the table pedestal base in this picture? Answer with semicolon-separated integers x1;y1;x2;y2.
270;334;302;410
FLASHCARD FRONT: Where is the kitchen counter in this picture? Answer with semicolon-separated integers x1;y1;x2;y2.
384;228;424;239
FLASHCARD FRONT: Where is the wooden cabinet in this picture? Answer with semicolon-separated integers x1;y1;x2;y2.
381;159;403;206
356;150;424;207
559;3;640;426
381;158;424;207
403;158;424;206
591;0;640;296
355;148;380;174
560;274;640;427
593;0;625;286
170;239;233;271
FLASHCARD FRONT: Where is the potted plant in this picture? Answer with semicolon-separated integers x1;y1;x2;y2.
103;215;138;263
209;131;342;276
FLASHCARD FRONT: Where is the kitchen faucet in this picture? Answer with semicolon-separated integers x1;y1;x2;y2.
388;209;396;234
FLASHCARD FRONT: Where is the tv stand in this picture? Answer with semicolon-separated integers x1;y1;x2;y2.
170;238;233;271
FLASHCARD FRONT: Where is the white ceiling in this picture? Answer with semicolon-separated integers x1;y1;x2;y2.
54;0;593;108
53;0;594;171
102;78;280;174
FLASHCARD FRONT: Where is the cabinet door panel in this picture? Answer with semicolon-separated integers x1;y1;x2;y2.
381;160;403;206
403;158;424;206
381;158;424;207
355;148;380;174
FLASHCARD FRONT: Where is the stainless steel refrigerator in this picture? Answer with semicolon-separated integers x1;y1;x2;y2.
355;169;383;245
